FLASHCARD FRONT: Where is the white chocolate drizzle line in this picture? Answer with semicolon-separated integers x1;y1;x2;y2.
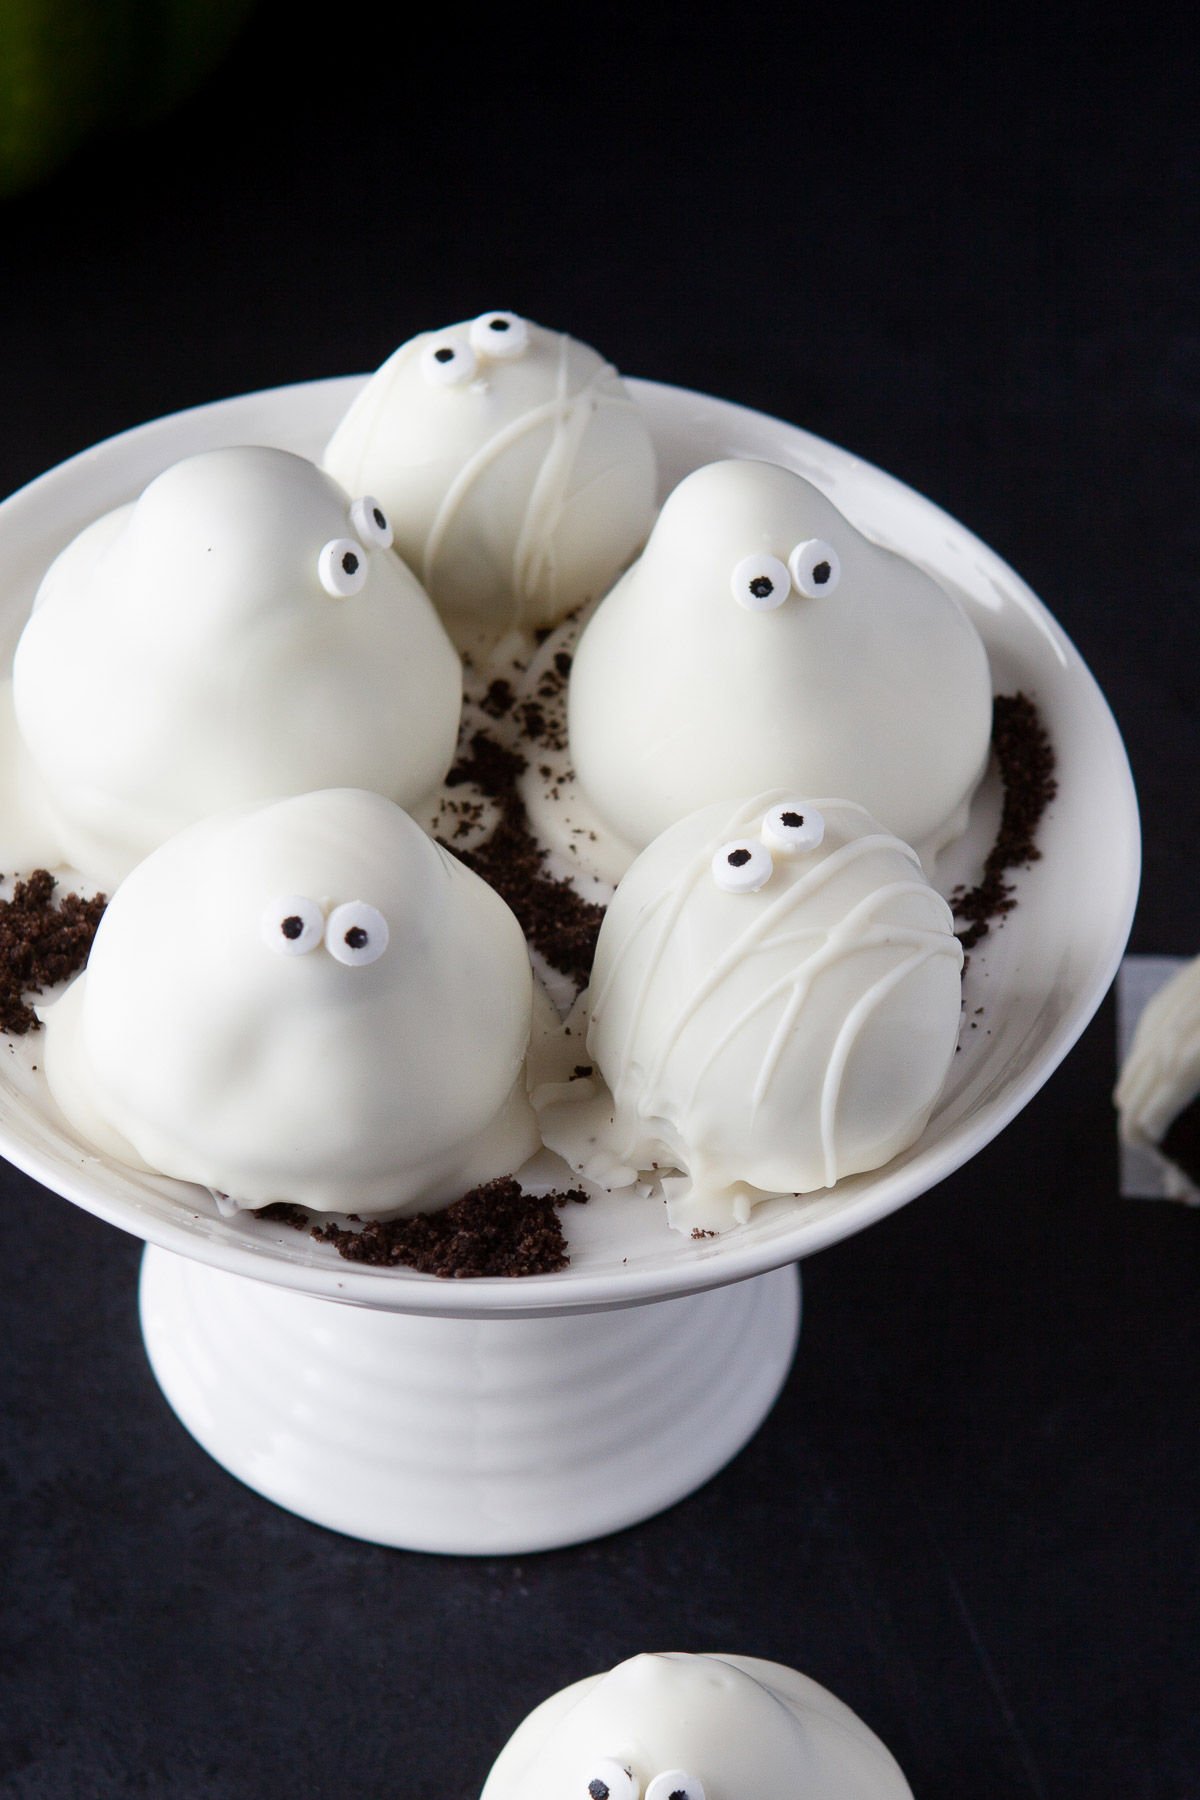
591;794;771;1071
422;337;637;613
672;881;957;1122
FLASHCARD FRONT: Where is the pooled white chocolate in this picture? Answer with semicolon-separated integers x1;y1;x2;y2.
480;1652;913;1800
568;458;992;864
535;794;963;1233
42;789;538;1215
1115;953;1200;1199
9;447;461;889
322;313;657;640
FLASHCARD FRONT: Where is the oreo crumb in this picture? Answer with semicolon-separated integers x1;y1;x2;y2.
311;1176;586;1276
571;1064;594;1080
479;677;515;719
691;1228;718;1239
0;871;107;1034
953;692;1057;951
255;1202;311;1228
440;729;605;988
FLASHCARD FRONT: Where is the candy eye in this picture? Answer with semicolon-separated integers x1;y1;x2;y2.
761;801;825;856
261;895;324;957
712;839;774;893
350;494;393;550
420;338;478;387
788;537;841;598
731;553;791;612
646;1774;706;1800
325;901;389;967
468;310;530;360
585;1761;639;1800
319;538;368;597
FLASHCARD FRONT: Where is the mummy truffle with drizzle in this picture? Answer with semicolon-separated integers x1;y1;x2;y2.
5;446;461;889
480;1652;913;1800
535;794;963;1233
567;458;992;865
323;312;657;641
41;789;538;1215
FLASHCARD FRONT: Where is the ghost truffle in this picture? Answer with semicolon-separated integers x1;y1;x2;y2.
323;312;657;641
41;789;538;1216
568;458;992;865
480;1651;913;1800
535;794;963;1233
8;447;461;889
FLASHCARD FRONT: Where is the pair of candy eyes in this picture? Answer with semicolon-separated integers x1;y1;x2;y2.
420;311;529;387
712;803;826;893
261;897;389;967
731;539;841;610
318;495;394;598
587;1761;704;1800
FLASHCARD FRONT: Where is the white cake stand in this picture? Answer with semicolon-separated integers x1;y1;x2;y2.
0;378;1139;1553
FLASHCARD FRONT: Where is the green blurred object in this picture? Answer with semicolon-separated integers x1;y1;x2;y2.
0;0;258;197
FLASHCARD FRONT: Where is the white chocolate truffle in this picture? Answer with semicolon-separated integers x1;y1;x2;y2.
1115;953;1200;1199
568;459;992;863
323;313;657;639
535;794;963;1233
42;789;538;1215
480;1652;913;1800
11;447;462;888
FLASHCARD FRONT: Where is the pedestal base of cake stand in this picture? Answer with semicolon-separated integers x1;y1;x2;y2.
138;1246;801;1555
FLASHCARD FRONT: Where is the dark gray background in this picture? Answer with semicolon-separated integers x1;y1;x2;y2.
0;12;1195;1798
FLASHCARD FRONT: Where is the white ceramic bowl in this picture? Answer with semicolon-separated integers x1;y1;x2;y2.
0;378;1140;1320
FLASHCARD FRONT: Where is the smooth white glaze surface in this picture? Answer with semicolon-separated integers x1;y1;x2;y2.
1115;951;1200;1195
568;459;991;862
0;376;1139;1318
323;316;657;639
42;789;537;1214
535;795;963;1233
6;446;461;888
480;1651;912;1799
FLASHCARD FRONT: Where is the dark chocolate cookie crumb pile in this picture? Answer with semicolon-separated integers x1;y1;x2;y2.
441;729;605;988
0;870;106;1034
953;692;1057;951
308;1176;587;1277
255;1202;312;1230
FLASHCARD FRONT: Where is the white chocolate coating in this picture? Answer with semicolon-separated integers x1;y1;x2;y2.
568;459;992;862
535;794;963;1232
1115;952;1200;1197
42;790;538;1215
11;447;461;889
480;1652;913;1800
323;314;657;639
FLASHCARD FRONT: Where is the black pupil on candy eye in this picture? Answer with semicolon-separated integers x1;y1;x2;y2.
748;575;774;599
727;849;751;867
341;551;359;575
281;915;304;941
372;507;386;530
344;926;368;951
588;1784;610;1799
813;560;832;584
434;346;455;363
781;810;803;828
490;318;510;331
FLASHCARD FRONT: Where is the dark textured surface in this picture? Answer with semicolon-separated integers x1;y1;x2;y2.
0;13;1196;1798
